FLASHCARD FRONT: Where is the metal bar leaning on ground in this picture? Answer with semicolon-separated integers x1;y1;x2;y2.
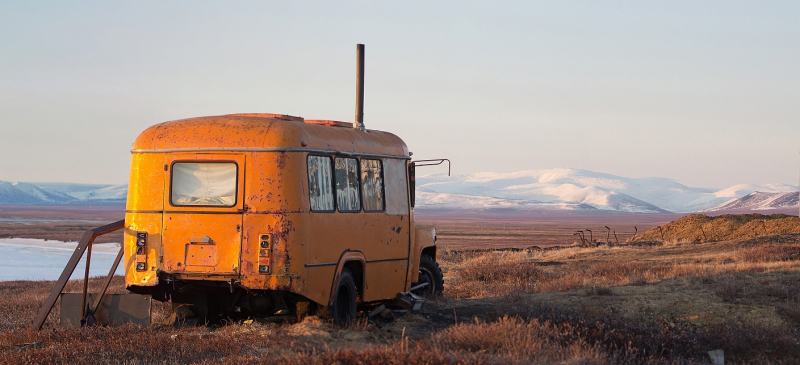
80;239;93;321
30;219;125;331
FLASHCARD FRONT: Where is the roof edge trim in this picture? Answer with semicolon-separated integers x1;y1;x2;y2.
131;147;411;160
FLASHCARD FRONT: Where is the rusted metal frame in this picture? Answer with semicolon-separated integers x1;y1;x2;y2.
404;161;415;291
574;231;586;244
80;242;93;321
412;159;451;176
30;219;125;331
90;246;125;316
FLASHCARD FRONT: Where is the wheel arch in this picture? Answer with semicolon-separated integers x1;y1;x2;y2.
421;246;437;262
328;250;366;306
409;225;436;289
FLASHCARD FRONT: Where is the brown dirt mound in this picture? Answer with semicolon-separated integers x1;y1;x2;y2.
634;213;800;242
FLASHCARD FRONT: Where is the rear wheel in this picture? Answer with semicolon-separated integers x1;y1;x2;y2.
331;268;357;327
411;254;444;297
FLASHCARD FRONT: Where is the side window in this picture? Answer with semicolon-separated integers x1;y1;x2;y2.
361;159;384;211
335;157;361;212
384;159;409;215
307;155;334;211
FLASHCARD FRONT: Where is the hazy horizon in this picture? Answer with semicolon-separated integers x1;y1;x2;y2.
1;1;798;188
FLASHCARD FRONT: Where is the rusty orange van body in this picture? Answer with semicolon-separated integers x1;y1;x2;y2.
123;113;437;318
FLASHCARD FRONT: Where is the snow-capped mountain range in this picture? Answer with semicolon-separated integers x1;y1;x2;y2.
0;181;127;205
415;168;798;213
704;191;799;212
1;168;797;213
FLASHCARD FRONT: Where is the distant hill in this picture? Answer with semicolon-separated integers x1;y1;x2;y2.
704;191;799;212
0;181;126;205
415;168;798;214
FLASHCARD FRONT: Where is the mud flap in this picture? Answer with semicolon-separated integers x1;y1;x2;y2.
60;293;151;327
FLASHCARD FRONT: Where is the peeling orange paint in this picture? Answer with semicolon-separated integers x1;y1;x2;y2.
125;113;436;308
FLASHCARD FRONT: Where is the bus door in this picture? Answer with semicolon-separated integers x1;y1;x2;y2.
161;153;246;275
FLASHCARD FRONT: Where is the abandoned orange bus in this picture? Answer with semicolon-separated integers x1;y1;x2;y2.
123;113;442;324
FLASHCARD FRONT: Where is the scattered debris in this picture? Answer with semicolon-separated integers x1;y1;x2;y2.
393;292;424;311
708;349;724;365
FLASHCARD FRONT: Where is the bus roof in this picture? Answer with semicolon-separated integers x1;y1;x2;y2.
131;113;410;158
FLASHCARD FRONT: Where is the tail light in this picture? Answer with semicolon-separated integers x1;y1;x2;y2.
135;232;147;271
136;232;147;247
258;234;271;274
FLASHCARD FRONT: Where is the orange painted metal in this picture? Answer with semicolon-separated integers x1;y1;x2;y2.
304;119;354;128
125;113;433;307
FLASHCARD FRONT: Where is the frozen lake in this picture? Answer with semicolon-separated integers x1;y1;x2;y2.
0;238;125;281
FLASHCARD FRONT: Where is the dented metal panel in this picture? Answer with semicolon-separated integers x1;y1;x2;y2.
162;212;242;274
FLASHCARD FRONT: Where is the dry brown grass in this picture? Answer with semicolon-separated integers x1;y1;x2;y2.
3;214;800;364
442;235;800;300
433;316;608;364
435;234;800;364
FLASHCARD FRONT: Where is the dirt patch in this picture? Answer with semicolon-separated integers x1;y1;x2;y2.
634;213;800;243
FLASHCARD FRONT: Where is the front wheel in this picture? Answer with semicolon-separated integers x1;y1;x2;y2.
411;254;444;297
331;268;357;327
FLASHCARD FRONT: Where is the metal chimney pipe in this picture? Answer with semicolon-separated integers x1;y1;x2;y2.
354;44;365;131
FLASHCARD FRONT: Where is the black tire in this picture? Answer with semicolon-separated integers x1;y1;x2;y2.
411;254;444;297
331;268;357;327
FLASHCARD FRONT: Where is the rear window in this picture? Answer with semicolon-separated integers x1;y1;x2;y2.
171;162;237;207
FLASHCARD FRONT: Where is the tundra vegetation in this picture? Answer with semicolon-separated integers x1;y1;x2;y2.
1;211;800;364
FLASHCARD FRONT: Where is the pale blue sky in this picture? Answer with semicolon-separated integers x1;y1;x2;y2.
0;1;798;188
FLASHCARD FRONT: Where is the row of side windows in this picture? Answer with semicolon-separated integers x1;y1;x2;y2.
307;155;385;212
